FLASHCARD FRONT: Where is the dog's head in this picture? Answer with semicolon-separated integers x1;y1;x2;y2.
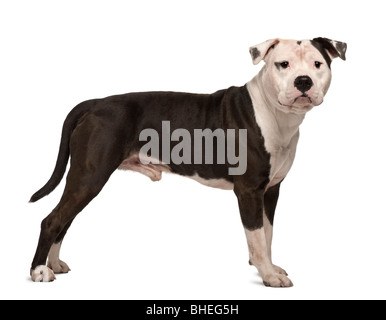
249;38;347;114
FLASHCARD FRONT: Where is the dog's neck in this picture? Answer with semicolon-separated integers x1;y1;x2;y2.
246;70;305;150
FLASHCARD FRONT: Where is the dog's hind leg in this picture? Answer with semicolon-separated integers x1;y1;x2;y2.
30;164;119;281
30;114;124;282
46;221;74;274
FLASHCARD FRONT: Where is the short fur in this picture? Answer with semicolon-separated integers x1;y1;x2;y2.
30;38;346;287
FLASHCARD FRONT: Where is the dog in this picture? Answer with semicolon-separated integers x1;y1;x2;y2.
30;37;346;287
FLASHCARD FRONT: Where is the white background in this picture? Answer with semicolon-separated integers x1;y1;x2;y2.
1;0;385;300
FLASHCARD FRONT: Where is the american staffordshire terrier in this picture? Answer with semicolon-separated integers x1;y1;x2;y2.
30;37;346;287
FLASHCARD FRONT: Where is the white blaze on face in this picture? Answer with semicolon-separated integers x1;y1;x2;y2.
263;40;333;114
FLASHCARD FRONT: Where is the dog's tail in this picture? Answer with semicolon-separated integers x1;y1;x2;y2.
29;101;93;203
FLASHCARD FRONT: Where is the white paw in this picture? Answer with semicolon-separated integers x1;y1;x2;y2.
31;265;56;282
263;273;293;287
48;259;71;274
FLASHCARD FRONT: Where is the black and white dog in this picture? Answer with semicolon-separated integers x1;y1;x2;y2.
30;38;346;287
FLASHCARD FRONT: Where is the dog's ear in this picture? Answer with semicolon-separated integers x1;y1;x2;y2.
249;39;280;65
312;37;347;61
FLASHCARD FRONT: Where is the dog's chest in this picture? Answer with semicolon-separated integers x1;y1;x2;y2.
247;84;304;189
263;133;299;188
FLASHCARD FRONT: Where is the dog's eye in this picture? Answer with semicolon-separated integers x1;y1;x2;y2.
315;61;322;69
280;61;289;69
274;61;290;71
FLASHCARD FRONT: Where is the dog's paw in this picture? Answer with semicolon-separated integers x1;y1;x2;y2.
48;259;71;274
262;273;293;288
31;265;56;282
273;264;288;276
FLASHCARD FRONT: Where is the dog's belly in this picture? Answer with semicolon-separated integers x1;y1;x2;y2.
188;174;234;190
118;154;234;190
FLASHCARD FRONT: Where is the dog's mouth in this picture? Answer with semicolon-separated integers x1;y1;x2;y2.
294;93;313;104
279;94;313;108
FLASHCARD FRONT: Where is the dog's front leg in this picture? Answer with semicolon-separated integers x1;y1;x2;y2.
244;228;292;287
263;183;288;276
235;187;293;287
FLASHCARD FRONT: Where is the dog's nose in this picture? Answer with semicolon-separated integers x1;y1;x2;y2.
294;76;313;93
